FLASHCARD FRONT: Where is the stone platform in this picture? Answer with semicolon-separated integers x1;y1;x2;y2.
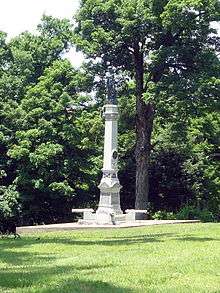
17;220;200;234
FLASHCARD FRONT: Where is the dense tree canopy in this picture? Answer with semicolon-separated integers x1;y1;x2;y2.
75;0;220;210
0;2;219;226
0;16;102;225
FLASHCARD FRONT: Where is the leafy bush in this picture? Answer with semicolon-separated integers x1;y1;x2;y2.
151;210;176;220
176;205;216;222
176;205;197;220
198;210;216;223
0;185;20;222
151;206;217;222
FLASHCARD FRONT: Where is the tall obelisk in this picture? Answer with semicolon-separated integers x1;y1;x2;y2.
96;77;124;224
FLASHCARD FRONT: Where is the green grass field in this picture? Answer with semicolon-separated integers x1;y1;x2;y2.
0;223;219;293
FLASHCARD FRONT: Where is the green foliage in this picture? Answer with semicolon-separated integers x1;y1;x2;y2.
0;16;101;224
151;210;176;220
75;0;220;210
7;59;102;224
0;2;219;224
184;112;220;216
0;185;20;220
176;205;216;222
75;0;220;78
149;145;190;210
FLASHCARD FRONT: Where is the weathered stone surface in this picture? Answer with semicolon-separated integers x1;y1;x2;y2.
125;209;149;221
96;104;124;224
72;209;96;221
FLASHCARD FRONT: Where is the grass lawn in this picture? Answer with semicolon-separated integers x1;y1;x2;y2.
0;223;219;293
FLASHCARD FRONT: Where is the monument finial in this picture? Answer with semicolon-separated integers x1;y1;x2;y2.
106;75;117;105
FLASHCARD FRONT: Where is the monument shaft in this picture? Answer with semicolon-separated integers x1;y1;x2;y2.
96;104;123;224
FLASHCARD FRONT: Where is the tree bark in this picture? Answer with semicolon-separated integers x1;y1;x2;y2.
132;32;176;211
133;44;154;211
135;101;154;210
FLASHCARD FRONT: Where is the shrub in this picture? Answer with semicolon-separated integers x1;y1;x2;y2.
151;210;176;220
176;205;216;222
198;209;216;222
0;185;20;222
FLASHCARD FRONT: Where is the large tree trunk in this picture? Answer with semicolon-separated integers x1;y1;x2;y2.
133;45;154;211
135;101;154;209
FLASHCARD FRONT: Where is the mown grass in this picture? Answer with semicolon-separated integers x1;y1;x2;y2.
0;223;219;293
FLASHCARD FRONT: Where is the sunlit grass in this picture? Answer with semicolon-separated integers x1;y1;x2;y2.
0;223;219;292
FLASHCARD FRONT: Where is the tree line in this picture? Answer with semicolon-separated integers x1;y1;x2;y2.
0;0;220;226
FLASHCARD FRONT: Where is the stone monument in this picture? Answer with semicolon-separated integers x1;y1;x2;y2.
73;76;148;224
96;77;125;224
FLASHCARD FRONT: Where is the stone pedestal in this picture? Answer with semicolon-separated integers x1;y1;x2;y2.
96;104;124;224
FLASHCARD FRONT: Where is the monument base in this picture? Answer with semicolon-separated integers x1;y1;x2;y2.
78;210;126;225
72;208;151;225
96;209;125;225
96;175;123;224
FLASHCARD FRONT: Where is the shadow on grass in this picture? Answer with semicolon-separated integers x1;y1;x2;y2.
1;232;219;253
175;236;220;242
0;261;134;292
0;232;167;290
0;249;56;266
44;279;134;293
0;264;114;290
0;233;165;251
0;230;219;292
0;236;158;268
107;232;175;240
47;236;163;246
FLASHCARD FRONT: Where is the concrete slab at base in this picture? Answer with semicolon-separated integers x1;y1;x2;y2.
17;220;200;234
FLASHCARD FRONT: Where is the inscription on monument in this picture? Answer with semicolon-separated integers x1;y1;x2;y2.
111;194;119;205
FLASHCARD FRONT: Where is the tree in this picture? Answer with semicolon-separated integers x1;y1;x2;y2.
185;112;220;217
0;16;102;224
75;0;220;209
6;58;103;224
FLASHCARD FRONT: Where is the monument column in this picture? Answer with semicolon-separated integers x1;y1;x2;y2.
96;79;124;224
